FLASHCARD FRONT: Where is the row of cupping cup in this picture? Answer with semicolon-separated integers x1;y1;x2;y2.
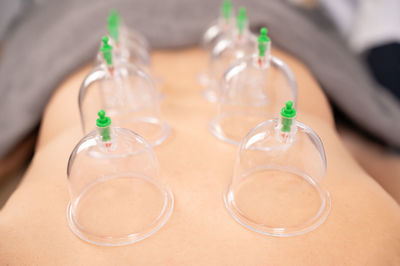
68;5;331;247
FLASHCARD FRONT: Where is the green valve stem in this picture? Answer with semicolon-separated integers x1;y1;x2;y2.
221;0;232;21
281;101;296;132
108;9;121;42
258;27;270;57
100;36;113;66
236;7;247;35
96;110;112;142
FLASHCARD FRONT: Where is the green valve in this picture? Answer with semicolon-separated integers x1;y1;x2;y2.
258;27;270;57
100;36;113;66
281;101;296;132
96;110;112;142
107;10;120;41
236;7;247;34
221;0;232;21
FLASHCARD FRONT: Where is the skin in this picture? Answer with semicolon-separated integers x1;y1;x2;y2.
0;48;399;265
338;125;400;204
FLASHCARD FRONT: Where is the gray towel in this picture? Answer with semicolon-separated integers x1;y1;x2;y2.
0;0;399;158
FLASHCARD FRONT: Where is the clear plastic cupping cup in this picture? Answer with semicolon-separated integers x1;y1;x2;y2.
200;7;257;102
67;110;174;246
201;0;235;50
209;28;298;145
102;10;163;98
81;36;170;146
105;9;150;68
224;101;331;236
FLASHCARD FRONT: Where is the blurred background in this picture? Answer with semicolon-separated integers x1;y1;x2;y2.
0;0;399;206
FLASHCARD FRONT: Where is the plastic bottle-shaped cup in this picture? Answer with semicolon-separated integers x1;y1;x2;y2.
224;101;331;236
67;110;174;246
106;9;150;67
81;37;170;146
201;7;257;102
209;28;298;145
201;0;235;50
